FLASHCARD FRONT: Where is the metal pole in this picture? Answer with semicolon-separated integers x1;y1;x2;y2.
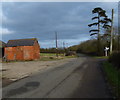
55;32;58;57
110;9;114;54
118;34;120;51
63;42;65;49
118;2;120;51
63;42;65;56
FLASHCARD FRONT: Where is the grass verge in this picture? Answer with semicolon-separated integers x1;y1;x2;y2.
40;53;77;61
93;56;108;59
103;61;120;98
2;53;77;62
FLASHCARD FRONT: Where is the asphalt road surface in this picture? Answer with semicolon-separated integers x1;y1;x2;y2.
2;56;112;99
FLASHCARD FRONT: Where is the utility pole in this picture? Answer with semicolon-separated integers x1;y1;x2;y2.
118;35;120;51
63;42;65;56
55;31;58;57
110;9;114;54
118;3;120;51
63;42;65;49
118;2;120;51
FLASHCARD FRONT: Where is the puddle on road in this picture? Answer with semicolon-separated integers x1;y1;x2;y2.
5;81;40;97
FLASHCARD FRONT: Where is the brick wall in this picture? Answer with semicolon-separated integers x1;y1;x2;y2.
5;44;40;61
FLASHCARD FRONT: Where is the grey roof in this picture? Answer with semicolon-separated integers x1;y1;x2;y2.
0;40;6;48
6;38;38;47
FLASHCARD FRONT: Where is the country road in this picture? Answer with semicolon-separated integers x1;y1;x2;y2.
2;56;112;98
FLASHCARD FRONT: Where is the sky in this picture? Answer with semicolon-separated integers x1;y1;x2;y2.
1;2;118;48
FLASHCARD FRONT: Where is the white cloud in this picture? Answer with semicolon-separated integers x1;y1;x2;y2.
1;0;119;2
1;2;118;48
0;28;14;35
0;4;5;22
0;2;14;26
38;33;90;48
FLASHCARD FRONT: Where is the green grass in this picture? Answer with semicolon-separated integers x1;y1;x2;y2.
40;53;57;56
103;61;120;98
40;53;77;61
93;56;108;59
2;53;77;62
40;53;63;61
65;55;78;58
40;53;65;57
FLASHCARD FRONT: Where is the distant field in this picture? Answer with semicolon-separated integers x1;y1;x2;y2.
1;53;77;62
40;53;77;61
40;53;65;57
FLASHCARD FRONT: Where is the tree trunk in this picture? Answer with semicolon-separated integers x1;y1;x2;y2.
97;14;101;56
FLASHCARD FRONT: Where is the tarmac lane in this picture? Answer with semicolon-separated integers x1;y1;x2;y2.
2;57;112;99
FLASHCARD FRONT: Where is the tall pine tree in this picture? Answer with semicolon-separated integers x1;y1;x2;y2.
88;7;111;56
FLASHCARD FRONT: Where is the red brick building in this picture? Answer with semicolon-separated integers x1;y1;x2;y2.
4;38;40;61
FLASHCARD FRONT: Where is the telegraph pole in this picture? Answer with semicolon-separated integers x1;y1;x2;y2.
110;9;114;54
118;2;120;51
63;42;65;55
63;42;65;49
55;31;58;57
118;35;120;51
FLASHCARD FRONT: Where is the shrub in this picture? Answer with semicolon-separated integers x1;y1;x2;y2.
65;51;76;56
108;51;120;69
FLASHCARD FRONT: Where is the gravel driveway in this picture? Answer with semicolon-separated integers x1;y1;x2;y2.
2;58;76;81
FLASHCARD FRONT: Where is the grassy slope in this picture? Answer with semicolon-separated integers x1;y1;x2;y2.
103;61;120;98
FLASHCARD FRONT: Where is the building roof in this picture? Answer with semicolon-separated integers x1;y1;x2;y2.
0;40;6;48
6;38;38;47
